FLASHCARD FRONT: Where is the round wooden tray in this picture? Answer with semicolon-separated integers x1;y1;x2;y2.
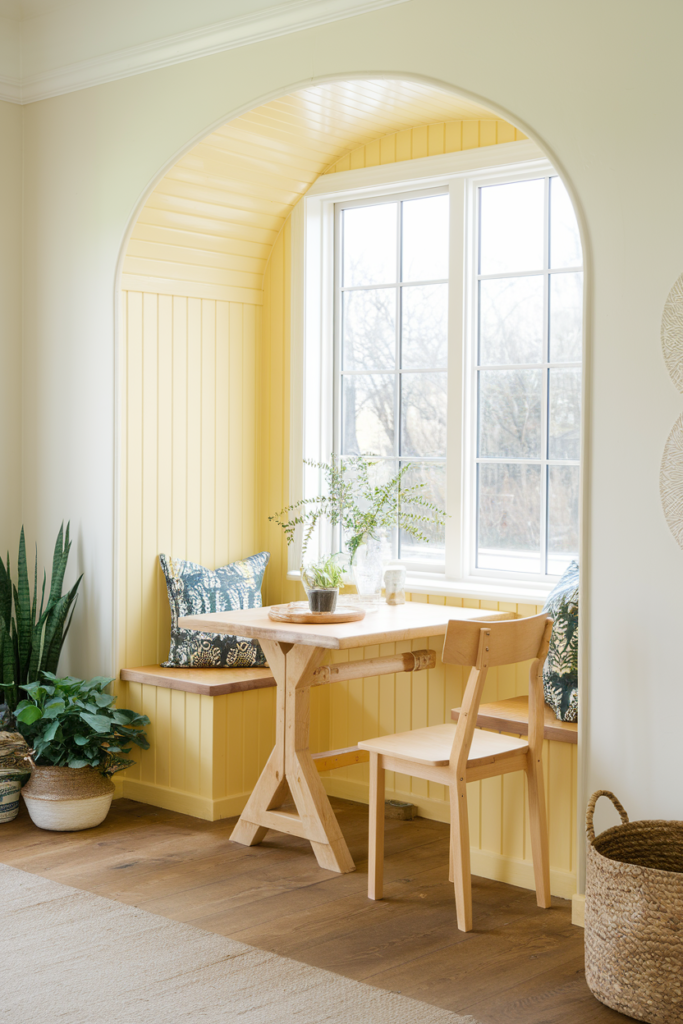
268;601;365;624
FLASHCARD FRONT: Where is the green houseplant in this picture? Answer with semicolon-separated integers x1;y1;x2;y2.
270;456;447;601
0;524;82;727
16;674;149;831
302;554;346;613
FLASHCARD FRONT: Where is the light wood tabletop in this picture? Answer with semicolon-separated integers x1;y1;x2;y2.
179;601;516;874
178;601;513;650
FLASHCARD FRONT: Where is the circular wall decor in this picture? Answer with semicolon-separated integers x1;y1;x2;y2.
662;274;683;393
660;412;683;550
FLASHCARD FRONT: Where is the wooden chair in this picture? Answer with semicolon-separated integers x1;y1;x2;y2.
358;612;554;932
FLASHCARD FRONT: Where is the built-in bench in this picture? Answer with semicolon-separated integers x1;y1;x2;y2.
451;695;577;744
119;666;370;771
120;664;276;696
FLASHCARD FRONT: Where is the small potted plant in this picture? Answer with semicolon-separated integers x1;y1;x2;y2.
302;555;346;613
0;523;82;822
15;673;149;831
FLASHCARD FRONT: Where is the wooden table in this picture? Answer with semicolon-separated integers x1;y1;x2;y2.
179;601;514;873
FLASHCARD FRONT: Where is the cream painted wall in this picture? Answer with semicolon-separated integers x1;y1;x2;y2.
17;0;683;875
0;99;22;546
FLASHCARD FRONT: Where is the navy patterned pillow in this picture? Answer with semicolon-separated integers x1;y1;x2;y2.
542;560;579;722
159;551;269;668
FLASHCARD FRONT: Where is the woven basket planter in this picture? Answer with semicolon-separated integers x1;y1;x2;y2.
585;790;683;1023
21;765;115;832
0;731;31;823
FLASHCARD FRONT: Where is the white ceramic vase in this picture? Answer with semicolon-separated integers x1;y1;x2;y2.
22;765;115;831
351;533;391;605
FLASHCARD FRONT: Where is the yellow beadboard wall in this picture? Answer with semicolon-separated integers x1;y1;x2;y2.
118;289;261;671
116;79;575;897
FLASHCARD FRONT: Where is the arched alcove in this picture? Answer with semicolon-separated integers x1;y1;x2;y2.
117;79;579;902
118;78;527;669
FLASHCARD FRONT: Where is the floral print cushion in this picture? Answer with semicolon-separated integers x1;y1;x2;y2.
542;560;579;722
159;551;270;668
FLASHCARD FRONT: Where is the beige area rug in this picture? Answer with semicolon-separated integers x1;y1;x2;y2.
1;863;476;1024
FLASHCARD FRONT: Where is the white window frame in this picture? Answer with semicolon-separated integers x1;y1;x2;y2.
463;166;583;584
289;140;575;601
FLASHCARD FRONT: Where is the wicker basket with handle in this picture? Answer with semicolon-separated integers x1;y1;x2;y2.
585;790;683;1023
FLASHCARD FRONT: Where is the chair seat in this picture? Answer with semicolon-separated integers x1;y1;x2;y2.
358;723;529;767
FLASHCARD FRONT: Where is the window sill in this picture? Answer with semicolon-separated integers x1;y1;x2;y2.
286;570;551;607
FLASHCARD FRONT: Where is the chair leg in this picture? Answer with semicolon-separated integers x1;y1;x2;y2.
526;754;551;909
449;780;473;931
368;752;385;900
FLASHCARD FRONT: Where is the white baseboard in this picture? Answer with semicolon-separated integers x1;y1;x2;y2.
118;779;249;821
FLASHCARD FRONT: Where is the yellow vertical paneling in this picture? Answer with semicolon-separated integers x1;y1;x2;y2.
125;292;143;669
156;296;173;662
428;122;445;156
200;300;216;569
324;118;525;174
444;120;462;153
462;121;480;150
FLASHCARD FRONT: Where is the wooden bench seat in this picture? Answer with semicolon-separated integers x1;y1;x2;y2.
120;665;276;696
451;695;577;744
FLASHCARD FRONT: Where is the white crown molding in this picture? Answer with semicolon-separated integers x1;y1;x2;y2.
1;0;412;105
0;74;21;103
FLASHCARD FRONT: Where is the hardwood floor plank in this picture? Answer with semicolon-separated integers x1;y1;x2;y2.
0;798;631;1024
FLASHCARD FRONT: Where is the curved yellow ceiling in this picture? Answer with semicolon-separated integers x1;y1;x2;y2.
121;79;524;304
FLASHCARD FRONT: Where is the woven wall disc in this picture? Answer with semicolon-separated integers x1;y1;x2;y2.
662;273;683;393
660;412;683;550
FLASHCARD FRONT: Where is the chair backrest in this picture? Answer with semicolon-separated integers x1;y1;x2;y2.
443;613;554;770
442;613;551;668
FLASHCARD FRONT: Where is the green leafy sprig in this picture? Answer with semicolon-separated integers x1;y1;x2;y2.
15;674;149;775
270;455;448;564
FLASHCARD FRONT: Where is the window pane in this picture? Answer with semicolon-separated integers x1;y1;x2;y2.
479;276;544;365
477;463;541;573
401;194;449;282
478;369;542;458
550;176;581;269
342;374;394;455
479;179;545;275
398;461;446;564
550;271;582;362
343;203;397;287
401;284;448;369
401;372;447;457
342;289;395;371
549;368;581;460
547;464;579;574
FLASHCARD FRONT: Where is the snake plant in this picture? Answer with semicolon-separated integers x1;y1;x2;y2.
0;523;82;722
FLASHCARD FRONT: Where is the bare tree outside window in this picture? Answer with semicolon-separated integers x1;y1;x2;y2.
337;192;449;566
476;175;582;575
332;172;582;579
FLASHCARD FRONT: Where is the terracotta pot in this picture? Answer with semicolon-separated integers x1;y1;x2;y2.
22;765;115;831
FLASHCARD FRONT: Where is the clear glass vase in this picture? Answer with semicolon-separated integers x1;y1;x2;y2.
351;533;391;606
